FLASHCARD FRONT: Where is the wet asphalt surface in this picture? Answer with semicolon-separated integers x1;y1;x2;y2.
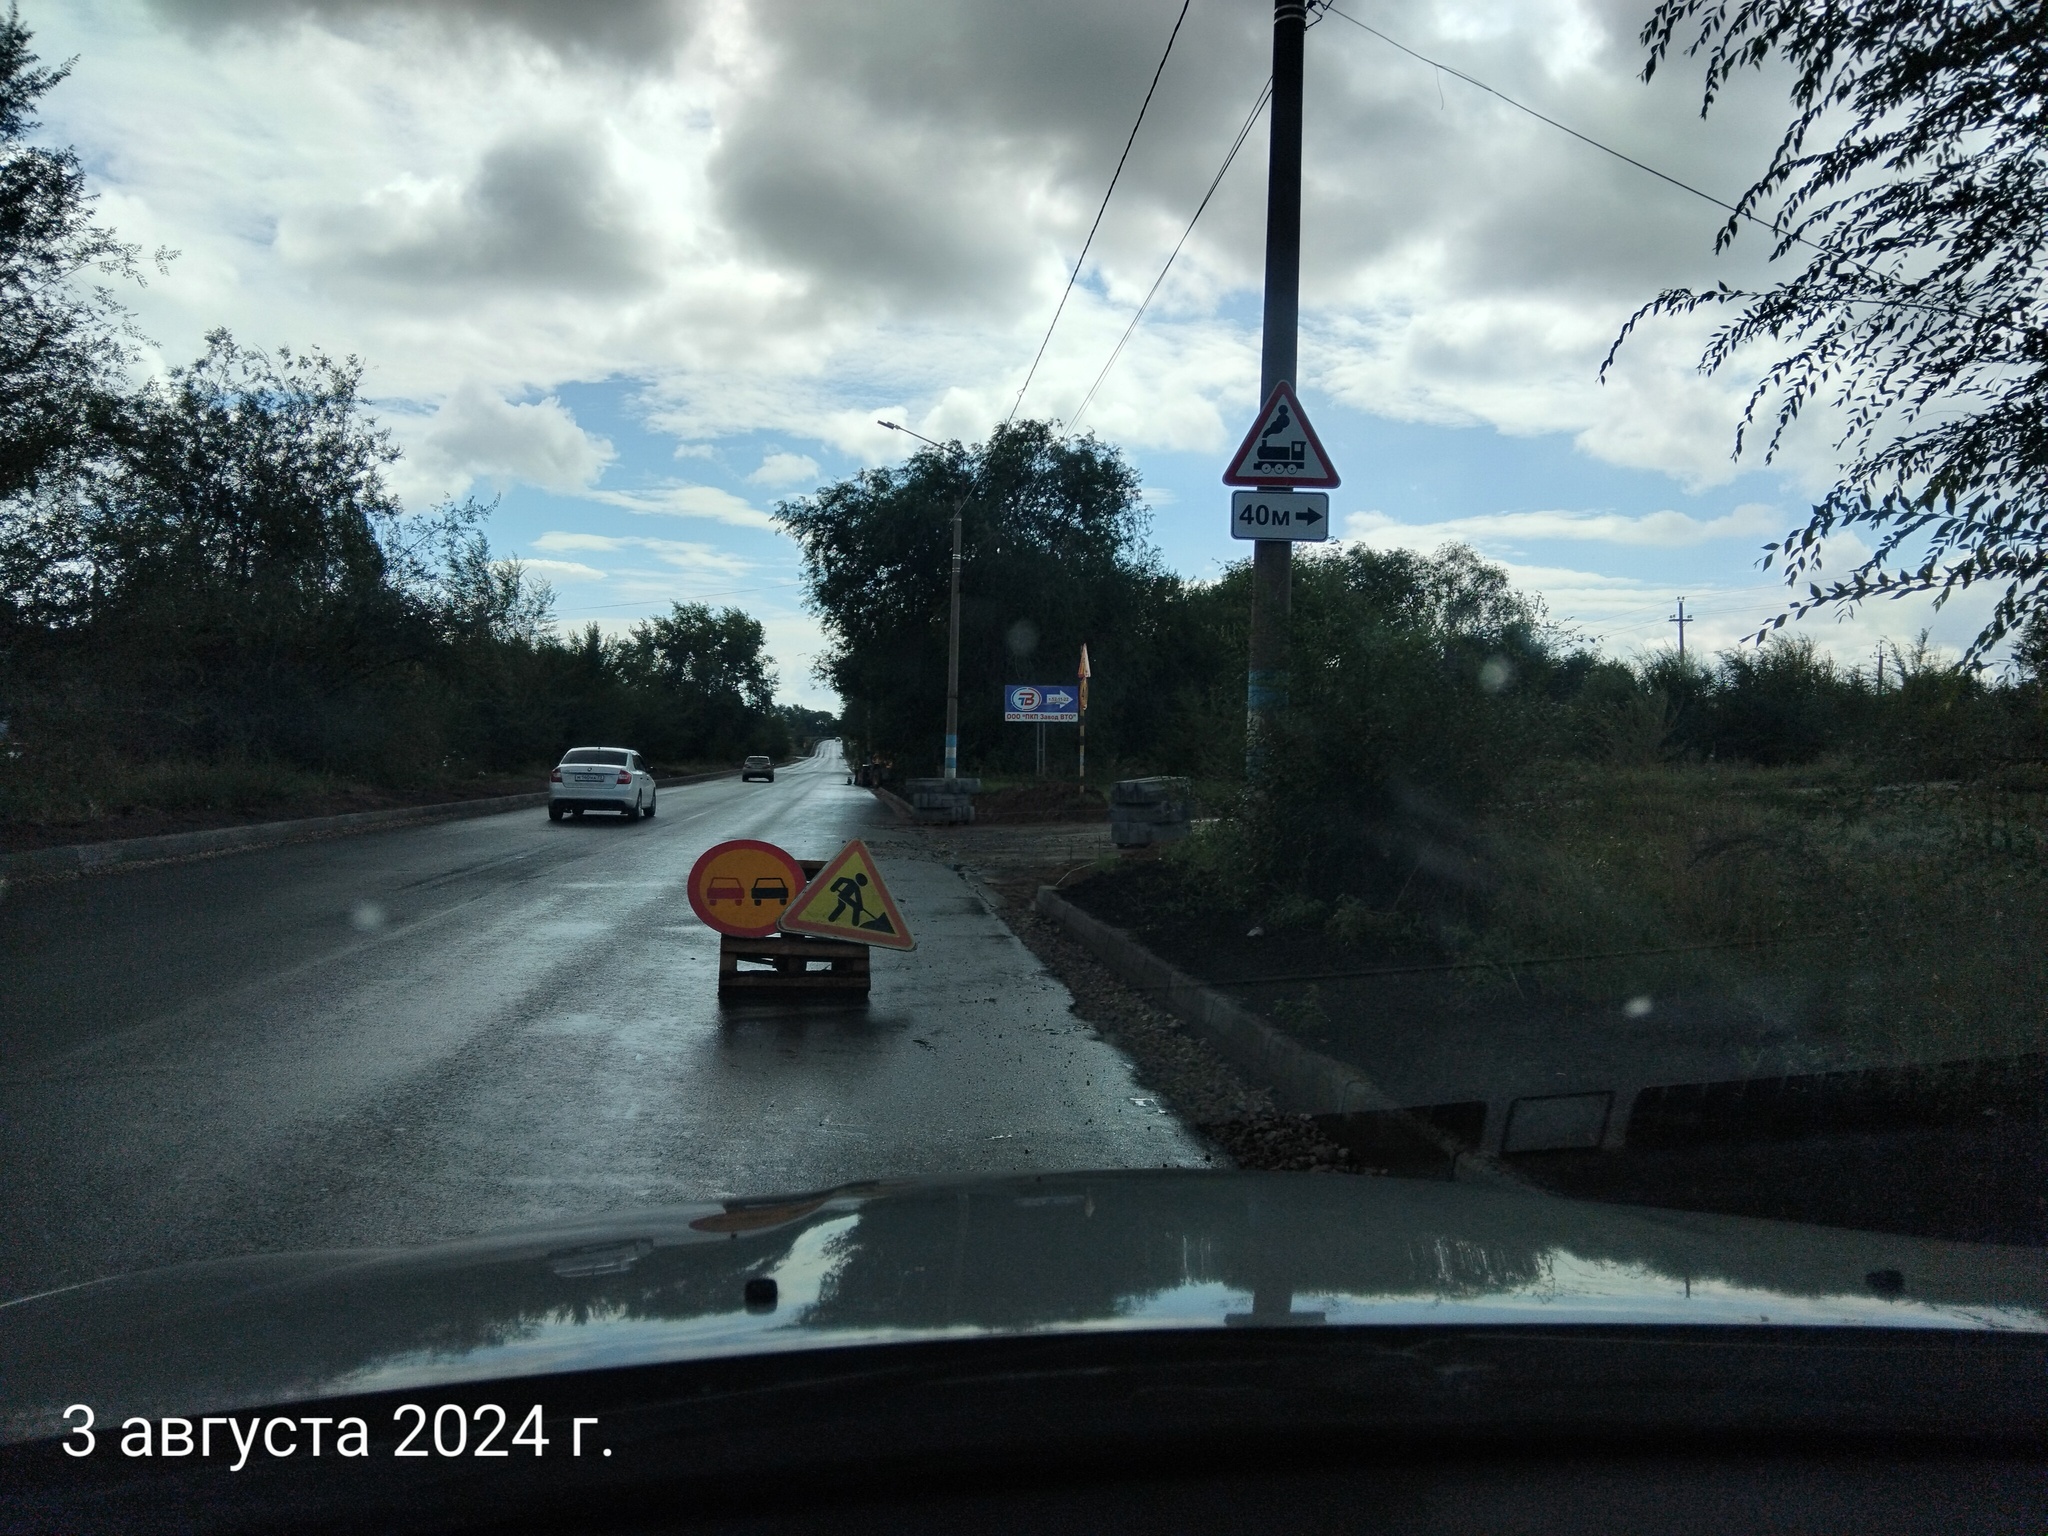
0;743;1204;1300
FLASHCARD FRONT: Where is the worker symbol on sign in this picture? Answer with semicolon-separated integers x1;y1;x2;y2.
780;838;917;950
830;872;898;936
827;870;878;929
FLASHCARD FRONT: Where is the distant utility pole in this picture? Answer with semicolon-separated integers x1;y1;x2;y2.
1244;0;1306;775
879;419;967;782
1875;644;1886;692
1669;596;1690;659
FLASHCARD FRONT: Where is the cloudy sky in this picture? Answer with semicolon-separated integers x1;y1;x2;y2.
37;0;1996;707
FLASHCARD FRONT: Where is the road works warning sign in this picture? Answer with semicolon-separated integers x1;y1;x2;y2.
687;838;808;938
779;838;916;950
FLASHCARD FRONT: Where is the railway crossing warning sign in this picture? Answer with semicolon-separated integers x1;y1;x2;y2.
687;838;808;938
779;838;916;950
1222;382;1340;487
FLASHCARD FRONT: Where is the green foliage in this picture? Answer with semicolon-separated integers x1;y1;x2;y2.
1232;541;1574;905
776;419;1232;776
1617;0;2048;661
0;328;791;799
0;9;144;510
775;702;839;752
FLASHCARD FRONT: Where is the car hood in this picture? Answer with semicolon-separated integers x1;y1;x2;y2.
3;1168;2044;1441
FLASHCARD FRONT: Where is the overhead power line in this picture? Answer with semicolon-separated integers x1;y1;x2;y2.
1005;0;1190;426
1318;2;2004;334
1068;75;1274;434
1320;5;1760;231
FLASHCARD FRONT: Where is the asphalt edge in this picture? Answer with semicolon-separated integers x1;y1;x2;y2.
1032;884;1524;1188
1;769;737;882
869;785;916;820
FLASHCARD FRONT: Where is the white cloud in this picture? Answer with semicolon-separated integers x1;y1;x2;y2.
398;382;615;505
1335;518;2007;670
582;484;777;530
746;451;820;488
1342;502;1782;551
47;0;1810;474
517;556;606;581
532;529;752;575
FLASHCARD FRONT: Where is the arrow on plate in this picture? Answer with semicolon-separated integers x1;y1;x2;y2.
1295;508;1323;526
1043;689;1074;707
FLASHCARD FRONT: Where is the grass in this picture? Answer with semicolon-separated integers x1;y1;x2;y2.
1106;757;2048;1073
1454;759;2048;1067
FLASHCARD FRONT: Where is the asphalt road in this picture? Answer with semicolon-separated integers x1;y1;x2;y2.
0;742;1204;1300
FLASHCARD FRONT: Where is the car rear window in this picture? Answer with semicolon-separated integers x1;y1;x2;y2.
562;749;629;766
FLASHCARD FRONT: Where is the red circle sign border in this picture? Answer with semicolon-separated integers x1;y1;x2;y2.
687;838;808;937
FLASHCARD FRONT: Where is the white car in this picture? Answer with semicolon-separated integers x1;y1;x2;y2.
549;747;656;821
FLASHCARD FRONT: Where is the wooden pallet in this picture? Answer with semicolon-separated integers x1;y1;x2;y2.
718;932;871;994
717;860;870;995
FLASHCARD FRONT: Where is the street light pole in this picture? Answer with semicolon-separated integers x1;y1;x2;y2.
945;492;963;780
1245;0;1306;778
879;420;966;782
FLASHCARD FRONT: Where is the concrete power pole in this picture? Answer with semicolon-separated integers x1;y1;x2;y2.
1669;596;1690;660
1244;0;1306;776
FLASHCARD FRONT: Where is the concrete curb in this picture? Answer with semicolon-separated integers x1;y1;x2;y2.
1032;885;1523;1187
869;785;916;821
1;768;737;882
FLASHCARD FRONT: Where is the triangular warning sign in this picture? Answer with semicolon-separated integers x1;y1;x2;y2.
779;838;916;950
1222;382;1340;487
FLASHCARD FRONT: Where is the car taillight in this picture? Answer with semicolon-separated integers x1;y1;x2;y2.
550;768;562;782
617;770;631;784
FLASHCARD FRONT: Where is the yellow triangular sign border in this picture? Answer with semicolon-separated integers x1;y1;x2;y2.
779;838;917;950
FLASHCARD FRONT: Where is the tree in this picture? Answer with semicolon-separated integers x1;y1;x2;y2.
773;420;1160;771
1610;1;2048;663
618;602;777;758
80;331;401;618
0;7;150;504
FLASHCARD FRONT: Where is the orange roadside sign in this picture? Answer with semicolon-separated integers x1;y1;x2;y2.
687;839;808;938
779;838;916;950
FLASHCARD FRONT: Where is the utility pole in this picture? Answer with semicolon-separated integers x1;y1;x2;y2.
1244;0;1306;777
1669;596;1689;659
1875;644;1885;693
879;419;967;782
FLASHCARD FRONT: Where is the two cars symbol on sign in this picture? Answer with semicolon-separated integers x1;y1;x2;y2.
688;840;808;937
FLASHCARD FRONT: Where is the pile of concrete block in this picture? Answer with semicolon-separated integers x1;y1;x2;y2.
1110;776;1192;846
903;777;980;824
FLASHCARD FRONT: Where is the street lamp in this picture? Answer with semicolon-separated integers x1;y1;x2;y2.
878;419;967;783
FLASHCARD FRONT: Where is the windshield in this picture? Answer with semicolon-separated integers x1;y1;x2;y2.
2;0;2043;1467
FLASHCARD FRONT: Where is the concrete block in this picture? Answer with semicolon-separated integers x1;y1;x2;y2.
1110;776;1191;806
1501;1092;1613;1153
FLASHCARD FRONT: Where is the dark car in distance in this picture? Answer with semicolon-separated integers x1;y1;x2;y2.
742;754;775;783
